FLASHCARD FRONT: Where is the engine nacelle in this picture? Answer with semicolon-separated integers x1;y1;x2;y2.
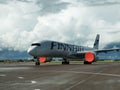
84;51;97;63
39;57;52;63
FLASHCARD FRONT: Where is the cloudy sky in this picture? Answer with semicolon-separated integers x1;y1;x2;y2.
0;0;120;51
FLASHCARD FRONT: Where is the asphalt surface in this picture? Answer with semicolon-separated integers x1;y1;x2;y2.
1;61;120;90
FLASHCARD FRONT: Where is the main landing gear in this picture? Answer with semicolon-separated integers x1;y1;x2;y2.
84;61;92;64
62;58;70;65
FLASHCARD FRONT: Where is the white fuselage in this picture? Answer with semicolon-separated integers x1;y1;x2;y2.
28;40;94;58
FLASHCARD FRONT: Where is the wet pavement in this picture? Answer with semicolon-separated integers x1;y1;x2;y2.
0;62;120;90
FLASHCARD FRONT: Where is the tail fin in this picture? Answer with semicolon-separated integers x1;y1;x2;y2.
93;34;100;50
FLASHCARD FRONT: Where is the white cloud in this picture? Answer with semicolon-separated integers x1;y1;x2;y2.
0;0;120;51
0;1;40;51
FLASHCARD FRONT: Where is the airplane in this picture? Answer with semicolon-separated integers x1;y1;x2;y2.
27;34;120;65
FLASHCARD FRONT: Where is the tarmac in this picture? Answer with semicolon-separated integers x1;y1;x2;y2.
1;61;120;90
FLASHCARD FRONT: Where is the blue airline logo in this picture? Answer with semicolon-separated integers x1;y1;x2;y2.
51;42;84;52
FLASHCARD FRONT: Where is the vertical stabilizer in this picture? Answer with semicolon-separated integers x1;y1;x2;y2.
93;34;100;50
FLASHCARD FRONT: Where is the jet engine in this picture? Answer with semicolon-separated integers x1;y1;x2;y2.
84;51;97;64
39;57;52;63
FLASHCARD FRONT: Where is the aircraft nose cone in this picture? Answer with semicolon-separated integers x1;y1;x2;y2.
27;47;37;56
27;48;33;56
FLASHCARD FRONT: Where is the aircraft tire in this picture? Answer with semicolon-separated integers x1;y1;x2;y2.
84;61;92;64
67;61;70;64
35;62;40;65
62;61;69;65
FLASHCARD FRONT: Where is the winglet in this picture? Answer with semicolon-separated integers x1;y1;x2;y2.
93;34;100;50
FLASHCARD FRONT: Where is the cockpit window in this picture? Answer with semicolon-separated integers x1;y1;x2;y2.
31;43;41;46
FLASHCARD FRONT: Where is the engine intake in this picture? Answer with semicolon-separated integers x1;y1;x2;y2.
39;57;52;63
85;51;95;63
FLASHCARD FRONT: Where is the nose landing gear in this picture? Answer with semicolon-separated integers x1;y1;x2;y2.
34;57;40;65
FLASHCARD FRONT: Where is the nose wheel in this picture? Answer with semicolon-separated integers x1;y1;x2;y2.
35;62;40;65
34;57;40;65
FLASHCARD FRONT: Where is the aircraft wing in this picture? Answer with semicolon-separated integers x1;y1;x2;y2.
95;48;120;54
70;48;120;57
